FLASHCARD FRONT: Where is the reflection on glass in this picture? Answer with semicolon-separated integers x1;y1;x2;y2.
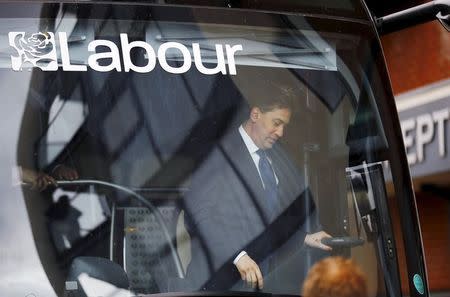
0;3;404;297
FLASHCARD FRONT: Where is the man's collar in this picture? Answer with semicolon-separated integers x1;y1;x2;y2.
238;125;259;154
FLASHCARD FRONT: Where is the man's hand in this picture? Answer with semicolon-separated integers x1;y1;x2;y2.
304;231;333;251
235;254;264;289
21;168;57;191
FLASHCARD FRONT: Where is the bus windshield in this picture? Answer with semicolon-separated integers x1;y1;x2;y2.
0;2;414;297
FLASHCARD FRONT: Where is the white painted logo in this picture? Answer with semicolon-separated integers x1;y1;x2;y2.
9;32;58;71
9;32;243;75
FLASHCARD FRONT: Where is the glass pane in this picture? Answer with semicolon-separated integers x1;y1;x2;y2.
0;3;408;297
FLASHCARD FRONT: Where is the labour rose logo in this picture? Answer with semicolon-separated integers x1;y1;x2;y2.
9;32;58;71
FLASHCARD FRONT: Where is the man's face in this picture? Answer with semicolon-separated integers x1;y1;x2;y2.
250;107;291;149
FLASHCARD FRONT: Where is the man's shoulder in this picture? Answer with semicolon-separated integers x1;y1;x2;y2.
191;131;242;175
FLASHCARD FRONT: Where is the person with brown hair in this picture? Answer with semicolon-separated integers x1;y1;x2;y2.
302;256;368;297
185;83;332;291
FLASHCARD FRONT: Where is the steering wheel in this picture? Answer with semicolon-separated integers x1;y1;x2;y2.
56;179;185;278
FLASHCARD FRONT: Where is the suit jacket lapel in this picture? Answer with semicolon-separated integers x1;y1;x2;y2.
220;129;271;222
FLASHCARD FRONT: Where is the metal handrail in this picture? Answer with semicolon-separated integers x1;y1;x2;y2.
375;0;450;34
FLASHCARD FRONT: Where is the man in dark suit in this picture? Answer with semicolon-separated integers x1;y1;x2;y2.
184;87;332;291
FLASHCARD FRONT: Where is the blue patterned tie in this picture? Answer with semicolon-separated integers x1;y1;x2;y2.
257;149;278;220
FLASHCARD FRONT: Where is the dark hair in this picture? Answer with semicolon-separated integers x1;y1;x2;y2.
251;84;296;113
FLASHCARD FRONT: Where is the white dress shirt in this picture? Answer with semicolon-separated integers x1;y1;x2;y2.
238;125;279;187
233;126;279;265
